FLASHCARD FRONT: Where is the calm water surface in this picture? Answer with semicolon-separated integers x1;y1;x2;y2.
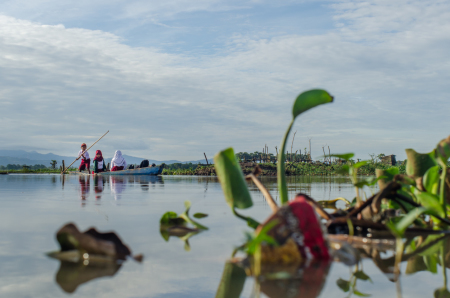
0;175;446;297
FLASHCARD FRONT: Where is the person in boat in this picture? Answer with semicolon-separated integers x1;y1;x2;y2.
111;150;127;171
77;143;90;172
92;150;106;174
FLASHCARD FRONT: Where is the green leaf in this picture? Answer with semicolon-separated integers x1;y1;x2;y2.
214;148;253;209
405;149;437;178
423;165;440;194
424;255;438;273
436;136;450;166
434;287;450;298
415;192;444;218
354;271;372;283
337;164;350;175
160;211;186;226
330;153;355;161
353;160;369;169
292;89;334;118
215;261;247;298
184;200;191;211
278;89;333;205
336;278;350;292
376;168;399;189
193;213;208;219
354;289;371;297
386;207;428;237
354;176;385;188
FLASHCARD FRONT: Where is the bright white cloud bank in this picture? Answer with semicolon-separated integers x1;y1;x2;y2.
0;0;449;160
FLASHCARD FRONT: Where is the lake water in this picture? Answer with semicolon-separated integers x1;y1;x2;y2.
0;174;447;298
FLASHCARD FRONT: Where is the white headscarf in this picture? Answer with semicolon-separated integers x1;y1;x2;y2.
111;150;126;167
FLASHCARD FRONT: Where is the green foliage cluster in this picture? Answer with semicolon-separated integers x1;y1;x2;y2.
0;164;48;170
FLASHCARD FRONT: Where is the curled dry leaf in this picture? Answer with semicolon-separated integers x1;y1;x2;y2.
49;222;142;262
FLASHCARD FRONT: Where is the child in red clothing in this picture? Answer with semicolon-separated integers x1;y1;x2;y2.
92;150;106;174
77;143;91;172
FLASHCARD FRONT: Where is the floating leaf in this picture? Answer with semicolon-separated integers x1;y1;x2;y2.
405;149;437;178
193;213;208;219
160;212;186;226
336;278;350;292
214;148;253;209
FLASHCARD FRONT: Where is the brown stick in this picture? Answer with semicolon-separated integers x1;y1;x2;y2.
204;153;209;165
246;173;278;212
346;181;398;218
290;131;297;163
299;194;332;221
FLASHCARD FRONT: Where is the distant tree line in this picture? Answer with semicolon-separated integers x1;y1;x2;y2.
0;164;48;170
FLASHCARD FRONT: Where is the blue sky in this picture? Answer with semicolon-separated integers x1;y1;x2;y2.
0;0;449;160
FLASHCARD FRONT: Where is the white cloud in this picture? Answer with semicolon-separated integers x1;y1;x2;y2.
0;1;449;161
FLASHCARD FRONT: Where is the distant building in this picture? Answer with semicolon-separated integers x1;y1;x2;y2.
380;155;396;166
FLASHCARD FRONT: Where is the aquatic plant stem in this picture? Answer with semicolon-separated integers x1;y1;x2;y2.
440;165;448;219
394;237;404;276
278;119;294;205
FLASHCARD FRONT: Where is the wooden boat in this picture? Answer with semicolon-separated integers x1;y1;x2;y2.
69;164;164;176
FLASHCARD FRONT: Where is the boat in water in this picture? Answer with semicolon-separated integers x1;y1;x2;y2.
69;164;164;176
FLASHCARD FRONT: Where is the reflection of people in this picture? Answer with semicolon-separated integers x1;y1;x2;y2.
110;176;126;200
93;175;104;200
92;150;106;174
79;176;90;201
77;143;91;172
110;150;127;171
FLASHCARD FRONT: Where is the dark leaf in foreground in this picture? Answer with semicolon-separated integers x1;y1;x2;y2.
54;223;137;261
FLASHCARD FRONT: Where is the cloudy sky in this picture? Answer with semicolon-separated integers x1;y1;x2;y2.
0;0;449;161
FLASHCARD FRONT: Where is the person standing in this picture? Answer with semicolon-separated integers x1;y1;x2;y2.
110;150;127;171
77;143;91;172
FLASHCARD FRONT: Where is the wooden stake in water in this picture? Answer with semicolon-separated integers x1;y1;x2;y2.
61;130;109;174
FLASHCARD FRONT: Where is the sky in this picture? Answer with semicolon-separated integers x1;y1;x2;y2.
0;0;449;161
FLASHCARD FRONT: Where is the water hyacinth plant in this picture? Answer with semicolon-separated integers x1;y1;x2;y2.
213;88;450;280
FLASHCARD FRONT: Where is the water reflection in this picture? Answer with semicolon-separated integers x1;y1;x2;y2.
93;176;105;200
78;176;90;201
54;260;121;293
215;260;331;298
110;176;126;200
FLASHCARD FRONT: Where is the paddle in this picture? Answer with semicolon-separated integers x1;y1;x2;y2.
61;130;109;174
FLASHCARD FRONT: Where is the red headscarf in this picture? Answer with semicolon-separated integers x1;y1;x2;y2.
94;150;103;161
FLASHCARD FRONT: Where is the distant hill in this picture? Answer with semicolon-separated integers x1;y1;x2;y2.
0;150;205;167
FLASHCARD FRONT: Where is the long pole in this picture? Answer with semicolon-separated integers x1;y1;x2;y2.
62;130;109;174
